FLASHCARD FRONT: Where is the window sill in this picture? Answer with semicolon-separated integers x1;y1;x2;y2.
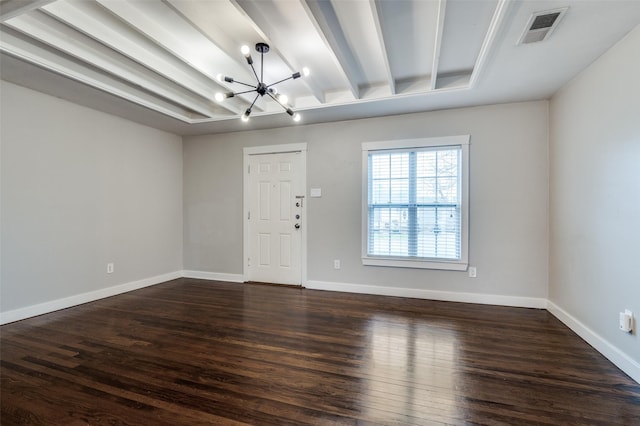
362;256;468;271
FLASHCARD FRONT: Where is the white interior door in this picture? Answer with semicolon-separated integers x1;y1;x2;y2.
247;151;304;285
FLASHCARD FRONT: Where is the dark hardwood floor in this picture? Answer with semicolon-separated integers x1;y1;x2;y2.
1;279;639;425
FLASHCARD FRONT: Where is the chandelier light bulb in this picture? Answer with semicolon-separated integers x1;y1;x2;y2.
241;45;250;56
241;114;250;122
293;113;301;122
302;67;310;77
216;73;224;82
278;94;288;105
214;92;224;102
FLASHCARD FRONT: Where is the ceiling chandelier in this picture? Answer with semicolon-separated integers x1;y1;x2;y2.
215;42;309;122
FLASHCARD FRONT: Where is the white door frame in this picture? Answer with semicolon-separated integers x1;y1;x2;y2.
243;143;307;285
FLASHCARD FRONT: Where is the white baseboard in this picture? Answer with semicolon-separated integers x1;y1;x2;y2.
547;301;640;384
0;271;182;325
304;280;548;309
3;271;636;385
182;270;245;282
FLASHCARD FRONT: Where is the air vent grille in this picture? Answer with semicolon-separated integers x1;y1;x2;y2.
518;8;568;45
530;12;561;30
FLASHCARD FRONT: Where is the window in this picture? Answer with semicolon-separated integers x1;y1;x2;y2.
362;136;469;270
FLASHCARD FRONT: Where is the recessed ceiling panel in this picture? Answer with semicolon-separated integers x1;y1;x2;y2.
375;0;439;89
329;0;386;90
437;0;499;77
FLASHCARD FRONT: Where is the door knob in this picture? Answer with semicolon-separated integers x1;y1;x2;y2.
295;223;300;229
296;214;300;219
296;202;300;207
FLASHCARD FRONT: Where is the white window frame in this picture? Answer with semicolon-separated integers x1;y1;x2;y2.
361;135;470;271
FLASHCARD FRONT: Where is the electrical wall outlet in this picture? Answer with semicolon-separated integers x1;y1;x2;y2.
107;263;114;274
334;259;341;270
468;266;477;278
619;310;633;333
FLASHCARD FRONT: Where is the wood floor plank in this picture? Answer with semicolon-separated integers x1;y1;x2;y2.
2;278;639;425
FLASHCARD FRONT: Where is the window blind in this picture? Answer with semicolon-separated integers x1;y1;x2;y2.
367;146;462;260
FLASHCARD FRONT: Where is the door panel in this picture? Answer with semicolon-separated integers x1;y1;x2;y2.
259;233;270;266
259;182;270;220
279;182;290;220
279;234;291;267
248;152;303;285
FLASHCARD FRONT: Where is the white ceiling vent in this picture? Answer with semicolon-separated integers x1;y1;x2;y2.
518;8;568;45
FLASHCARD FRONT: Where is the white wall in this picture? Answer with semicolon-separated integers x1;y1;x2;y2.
549;25;640;380
184;101;549;305
1;81;183;320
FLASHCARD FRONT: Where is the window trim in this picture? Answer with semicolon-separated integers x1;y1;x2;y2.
361;136;470;271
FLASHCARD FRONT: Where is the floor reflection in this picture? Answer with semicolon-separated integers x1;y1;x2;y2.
364;314;460;422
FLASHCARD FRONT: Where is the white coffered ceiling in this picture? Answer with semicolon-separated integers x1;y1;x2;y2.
1;0;639;135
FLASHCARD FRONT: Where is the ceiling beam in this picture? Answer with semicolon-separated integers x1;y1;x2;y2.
96;0;261;112
430;0;447;90
369;0;395;95
162;0;244;72
4;12;228;119
0;27;198;122
301;0;361;100
41;0;241;115
0;0;54;22
469;0;511;88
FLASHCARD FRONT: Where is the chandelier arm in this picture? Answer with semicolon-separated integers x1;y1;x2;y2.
248;93;260;110
230;80;257;89
266;92;290;113
232;89;259;96
248;60;260;83
266;75;296;88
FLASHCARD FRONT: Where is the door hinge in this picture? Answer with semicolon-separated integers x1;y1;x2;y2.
248;165;250;174
248;211;251;220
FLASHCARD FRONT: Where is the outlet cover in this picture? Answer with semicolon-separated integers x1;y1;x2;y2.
107;263;114;274
619;310;633;333
468;266;477;278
